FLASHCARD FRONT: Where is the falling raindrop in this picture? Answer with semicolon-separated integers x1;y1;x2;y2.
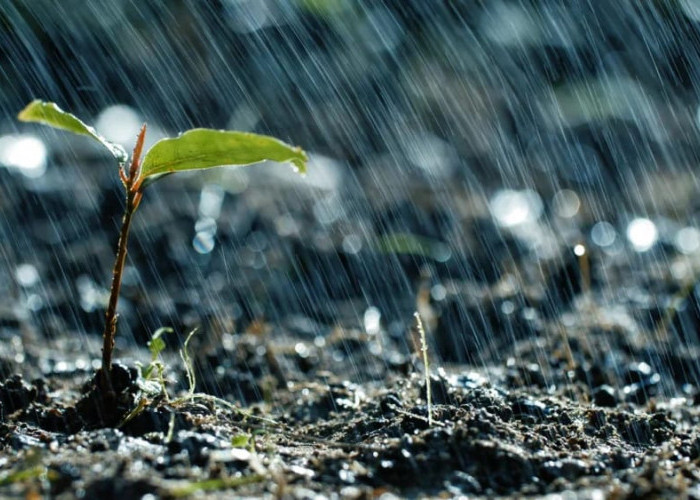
430;284;447;302
14;264;39;288
25;294;43;312
95;105;141;146
193;231;216;255
501;300;516;315
402;131;457;178
363;306;381;336
198;185;225;219
489;189;543;228
675;227;700;255
591;222;617;248
626;218;658;252
0;135;47;178
194;217;218;235
552;190;581;218
76;275;107;313
342;234;363;254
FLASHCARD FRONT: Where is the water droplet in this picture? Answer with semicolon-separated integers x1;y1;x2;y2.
275;214;299;237
76;275;106;312
501;300;515;315
626;218;658;252
194;217;218;234
193;232;216;254
430;284;447;302
552;190;580;218
591;222;617;247
198;184;225;219
363;307;381;335
95;105;141;146
313;195;344;225
489;189;543;227
294;342;309;357
522;308;538;321
574;244;586;256
0;135;47;178
14;264;39;288
26;294;43;312
342;234;363;254
402;131;457;177
675;227;700;254
432;242;452;262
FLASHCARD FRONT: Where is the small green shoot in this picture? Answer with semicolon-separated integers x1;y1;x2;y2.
18;100;307;395
129;327;176;417
0;465;56;487
141;327;173;395
0;449;59;489
179;329;198;397
119;397;151;428
122;328;279;430
231;433;252;449
165;474;265;498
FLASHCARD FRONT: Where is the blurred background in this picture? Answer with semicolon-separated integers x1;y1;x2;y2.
3;0;700;397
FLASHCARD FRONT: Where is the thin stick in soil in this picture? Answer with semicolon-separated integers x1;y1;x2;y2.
414;311;433;427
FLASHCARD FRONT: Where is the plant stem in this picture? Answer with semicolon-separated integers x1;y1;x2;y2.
101;190;137;392
100;124;146;394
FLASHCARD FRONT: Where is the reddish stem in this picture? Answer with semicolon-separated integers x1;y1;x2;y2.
100;125;147;394
100;190;137;393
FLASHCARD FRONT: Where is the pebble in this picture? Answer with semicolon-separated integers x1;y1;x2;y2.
592;385;618;407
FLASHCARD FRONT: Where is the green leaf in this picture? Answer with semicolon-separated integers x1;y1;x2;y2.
167;474;265;498
231;434;251;448
17;100;128;164
180;329;198;395
147;327;173;361
140;129;307;180
375;233;449;260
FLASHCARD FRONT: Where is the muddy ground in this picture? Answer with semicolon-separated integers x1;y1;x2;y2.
6;1;700;498
1;152;700;500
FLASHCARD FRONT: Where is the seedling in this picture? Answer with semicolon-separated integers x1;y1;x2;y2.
137;326;174;399
18;100;307;396
121;327;278;432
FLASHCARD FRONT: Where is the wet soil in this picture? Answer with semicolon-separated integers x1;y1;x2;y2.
2;158;700;499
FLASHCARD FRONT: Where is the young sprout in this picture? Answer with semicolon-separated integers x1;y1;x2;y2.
18;100;307;395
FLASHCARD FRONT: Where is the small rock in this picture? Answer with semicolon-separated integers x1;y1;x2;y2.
592;385;617;407
445;470;481;495
510;398;548;420
379;393;403;416
540;458;589;481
